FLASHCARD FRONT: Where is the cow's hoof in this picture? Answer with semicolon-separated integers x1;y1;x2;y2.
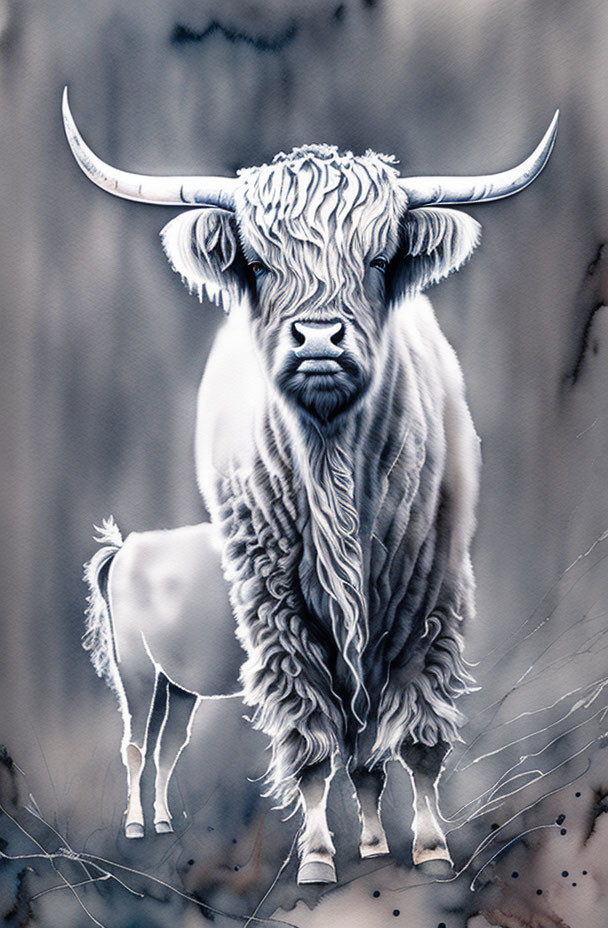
125;823;144;839
413;844;453;868
360;835;390;859
297;860;337;884
154;820;173;834
417;857;453;877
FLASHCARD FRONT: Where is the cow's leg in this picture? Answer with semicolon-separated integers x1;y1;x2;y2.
297;758;337;885
107;521;242;838
119;662;166;838
153;684;200;833
350;766;389;859
400;739;452;866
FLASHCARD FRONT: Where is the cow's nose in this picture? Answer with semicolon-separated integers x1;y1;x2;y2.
292;321;345;358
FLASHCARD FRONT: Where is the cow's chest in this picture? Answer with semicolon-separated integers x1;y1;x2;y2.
216;392;441;690
293;426;431;644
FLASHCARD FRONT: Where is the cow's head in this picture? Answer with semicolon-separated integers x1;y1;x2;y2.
62;90;558;426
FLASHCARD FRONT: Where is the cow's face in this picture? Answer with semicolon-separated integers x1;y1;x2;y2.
161;146;481;426
235;147;409;424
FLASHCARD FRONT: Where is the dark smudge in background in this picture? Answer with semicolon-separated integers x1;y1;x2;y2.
1;0;608;925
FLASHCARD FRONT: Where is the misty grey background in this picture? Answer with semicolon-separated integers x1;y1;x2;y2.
2;1;608;925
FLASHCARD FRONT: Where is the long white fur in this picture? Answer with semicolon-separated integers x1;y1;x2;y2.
92;145;483;821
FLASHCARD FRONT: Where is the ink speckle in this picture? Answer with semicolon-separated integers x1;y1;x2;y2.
438;923;447;928
556;814;566;825
511;871;519;878
490;823;499;830
572;882;577;886
561;828;567;835
232;838;238;844
562;870;569;877
536;889;543;895
576;791;581;797
207;826;214;832
234;865;240;871
583;870;588;875
373;890;380;898
188;858;194;866
392;910;400;917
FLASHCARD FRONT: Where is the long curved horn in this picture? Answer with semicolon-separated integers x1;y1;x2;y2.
401;110;559;207
62;88;238;210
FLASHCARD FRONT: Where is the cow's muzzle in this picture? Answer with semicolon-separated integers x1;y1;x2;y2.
292;321;345;373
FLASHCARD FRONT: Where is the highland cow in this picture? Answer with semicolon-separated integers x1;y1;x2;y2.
66;92;558;882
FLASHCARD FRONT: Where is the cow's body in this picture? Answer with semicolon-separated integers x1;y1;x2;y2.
197;293;479;784
68;97;557;882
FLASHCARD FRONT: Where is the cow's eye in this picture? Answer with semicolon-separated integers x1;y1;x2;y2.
370;256;388;272
250;262;267;278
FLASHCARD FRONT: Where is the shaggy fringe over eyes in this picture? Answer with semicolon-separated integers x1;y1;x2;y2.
398;207;482;296
160;208;241;311
235;145;408;321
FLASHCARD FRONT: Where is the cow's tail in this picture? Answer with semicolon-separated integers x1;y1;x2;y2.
82;516;123;695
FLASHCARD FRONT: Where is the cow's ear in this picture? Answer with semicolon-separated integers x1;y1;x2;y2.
160;208;245;311
389;207;481;299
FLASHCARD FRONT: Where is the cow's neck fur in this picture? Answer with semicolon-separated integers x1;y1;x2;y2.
270;331;399;728
294;429;369;727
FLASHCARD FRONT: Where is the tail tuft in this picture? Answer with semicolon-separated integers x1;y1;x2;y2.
92;515;123;549
83;517;124;686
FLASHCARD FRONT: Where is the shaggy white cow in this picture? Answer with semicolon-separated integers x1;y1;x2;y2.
67;92;558;883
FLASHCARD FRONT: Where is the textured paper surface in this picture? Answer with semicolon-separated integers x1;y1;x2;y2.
1;2;607;925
